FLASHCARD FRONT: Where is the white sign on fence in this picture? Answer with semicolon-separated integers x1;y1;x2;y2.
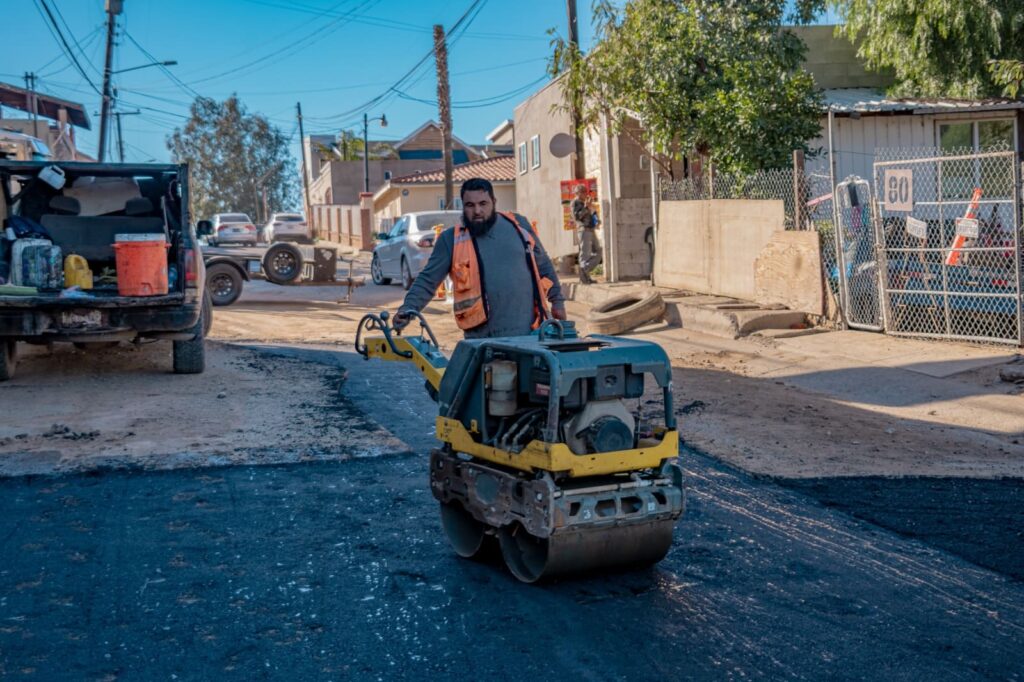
905;216;927;240
955;217;980;239
884;169;914;212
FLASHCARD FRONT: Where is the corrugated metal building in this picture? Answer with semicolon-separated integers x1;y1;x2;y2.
808;88;1024;184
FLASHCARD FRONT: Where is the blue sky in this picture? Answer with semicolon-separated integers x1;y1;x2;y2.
1;0;604;165
3;1;839;167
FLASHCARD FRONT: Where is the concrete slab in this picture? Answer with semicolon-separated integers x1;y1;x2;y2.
752;327;829;340
776;330;1019;378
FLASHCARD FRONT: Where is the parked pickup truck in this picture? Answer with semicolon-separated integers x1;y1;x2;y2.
0;161;210;380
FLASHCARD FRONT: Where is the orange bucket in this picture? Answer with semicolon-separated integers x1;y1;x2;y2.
113;241;170;296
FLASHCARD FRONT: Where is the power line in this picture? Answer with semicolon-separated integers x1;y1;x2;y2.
314;0;488;124
238;0;546;41
122;30;200;98
395;73;548;109
36;24;103;77
48;0;102;76
179;0;379;87
33;0;102;96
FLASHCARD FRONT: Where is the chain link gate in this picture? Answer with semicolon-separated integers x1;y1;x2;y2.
872;150;1022;345
833;176;883;330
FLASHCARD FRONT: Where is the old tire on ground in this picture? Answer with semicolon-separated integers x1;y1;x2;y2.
0;340;16;381
172;295;207;374
587;292;665;335
371;253;391;285
263;242;303;284
207;263;244;306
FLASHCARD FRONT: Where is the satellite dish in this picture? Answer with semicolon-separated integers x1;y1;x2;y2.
549;133;576;158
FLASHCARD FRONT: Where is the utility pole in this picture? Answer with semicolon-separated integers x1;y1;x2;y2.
297;102;311;218
23;72;39;140
567;0;585;180
98;0;123;163
113;109;140;163
433;24;454;208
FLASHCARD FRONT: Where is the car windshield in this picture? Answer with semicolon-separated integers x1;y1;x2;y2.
275;214;304;222
220;214;250;222
415;212;459;231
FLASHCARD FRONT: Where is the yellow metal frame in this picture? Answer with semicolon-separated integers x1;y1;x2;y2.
362;336;445;391
364;332;678;477
436;416;679;478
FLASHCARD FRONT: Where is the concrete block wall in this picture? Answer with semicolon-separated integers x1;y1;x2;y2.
614;197;653;280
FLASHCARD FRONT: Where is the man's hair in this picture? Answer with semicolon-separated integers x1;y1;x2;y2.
460;177;495;200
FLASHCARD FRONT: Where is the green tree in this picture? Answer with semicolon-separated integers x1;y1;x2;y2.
551;0;824;175
167;96;299;222
805;0;1024;98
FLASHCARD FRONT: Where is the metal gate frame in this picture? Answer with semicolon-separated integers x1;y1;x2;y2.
871;150;1022;346
832;176;884;331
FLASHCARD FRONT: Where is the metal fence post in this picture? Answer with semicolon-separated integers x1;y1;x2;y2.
1016;160;1023;346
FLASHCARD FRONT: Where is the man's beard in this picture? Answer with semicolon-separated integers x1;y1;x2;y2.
465;211;498;237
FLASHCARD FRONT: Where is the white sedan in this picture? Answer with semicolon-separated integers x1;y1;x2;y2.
264;213;310;243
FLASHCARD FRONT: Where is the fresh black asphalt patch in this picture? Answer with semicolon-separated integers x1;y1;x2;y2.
1;345;1022;678
782;476;1024;580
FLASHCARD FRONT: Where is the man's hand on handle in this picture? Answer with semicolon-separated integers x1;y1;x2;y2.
551;302;567;321
393;309;413;333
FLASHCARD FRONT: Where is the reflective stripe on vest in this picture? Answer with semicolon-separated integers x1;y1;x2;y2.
450;212;553;331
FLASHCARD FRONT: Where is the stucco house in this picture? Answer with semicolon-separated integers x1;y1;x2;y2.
306;121;484;206
372;155;516;232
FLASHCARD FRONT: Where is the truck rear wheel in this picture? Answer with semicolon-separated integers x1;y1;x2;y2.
207;263;243;306
0;341;16;381
173;297;207;374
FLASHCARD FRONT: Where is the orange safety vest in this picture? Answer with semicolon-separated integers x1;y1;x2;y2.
450;211;554;331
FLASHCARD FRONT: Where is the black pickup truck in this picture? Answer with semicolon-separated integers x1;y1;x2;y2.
0;161;209;380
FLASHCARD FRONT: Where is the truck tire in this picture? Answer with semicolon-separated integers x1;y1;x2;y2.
263;242;303;284
207;263;243;306
587;292;665;336
202;291;213;338
173;296;207;374
0;340;16;381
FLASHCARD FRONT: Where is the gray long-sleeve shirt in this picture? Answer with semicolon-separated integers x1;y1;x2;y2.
399;213;564;338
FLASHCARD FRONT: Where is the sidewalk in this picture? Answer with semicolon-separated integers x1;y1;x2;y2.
564;280;1024;480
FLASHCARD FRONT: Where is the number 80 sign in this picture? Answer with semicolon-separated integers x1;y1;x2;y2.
884;169;914;212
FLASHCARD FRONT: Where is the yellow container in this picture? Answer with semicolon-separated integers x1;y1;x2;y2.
64;254;93;290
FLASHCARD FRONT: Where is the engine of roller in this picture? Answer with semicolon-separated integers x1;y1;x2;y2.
356;312;685;583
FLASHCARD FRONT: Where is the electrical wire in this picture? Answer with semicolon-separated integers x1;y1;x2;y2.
48;0;102;76
311;0;488;124
36;24;103;77
394;73;548;109
178;0;381;87
122;30;200;98
33;0;102;96
237;0;546;41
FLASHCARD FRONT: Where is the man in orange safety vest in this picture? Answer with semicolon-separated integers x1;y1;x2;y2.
393;177;566;338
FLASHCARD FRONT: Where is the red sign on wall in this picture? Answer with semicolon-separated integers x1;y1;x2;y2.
560;178;599;231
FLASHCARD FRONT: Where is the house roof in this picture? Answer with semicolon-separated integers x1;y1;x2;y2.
389;155;516;185
824;88;1024;115
394;120;475;152
486;119;513;143
0;82;90;129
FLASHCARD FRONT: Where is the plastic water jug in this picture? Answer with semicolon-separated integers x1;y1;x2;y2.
64;254;93;289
